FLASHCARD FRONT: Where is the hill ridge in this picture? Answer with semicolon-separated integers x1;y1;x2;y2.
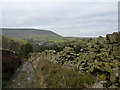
2;28;61;39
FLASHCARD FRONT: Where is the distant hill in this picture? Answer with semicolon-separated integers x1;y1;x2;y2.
2;28;61;39
2;35;28;44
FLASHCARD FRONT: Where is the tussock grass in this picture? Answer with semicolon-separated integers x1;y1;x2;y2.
34;59;96;88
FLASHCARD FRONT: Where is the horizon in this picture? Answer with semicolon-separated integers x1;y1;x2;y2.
1;0;118;37
2;27;117;38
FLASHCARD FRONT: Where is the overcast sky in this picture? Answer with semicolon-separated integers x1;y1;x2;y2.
1;0;119;37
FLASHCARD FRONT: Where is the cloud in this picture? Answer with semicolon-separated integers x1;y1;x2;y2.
1;1;118;37
0;0;119;2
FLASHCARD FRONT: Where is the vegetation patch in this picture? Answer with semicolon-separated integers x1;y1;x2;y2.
34;59;96;88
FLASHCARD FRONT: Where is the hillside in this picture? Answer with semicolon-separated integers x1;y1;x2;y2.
2;28;61;39
3;32;120;88
2;28;95;44
2;35;27;44
2;35;28;53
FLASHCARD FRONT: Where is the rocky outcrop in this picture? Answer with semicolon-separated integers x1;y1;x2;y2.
27;32;120;88
75;32;120;87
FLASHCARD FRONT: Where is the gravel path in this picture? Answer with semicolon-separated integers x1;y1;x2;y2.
9;61;36;88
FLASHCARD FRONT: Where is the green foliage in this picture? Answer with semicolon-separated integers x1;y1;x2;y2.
20;43;33;58
98;74;107;81
2;35;27;44
74;45;82;53
33;44;64;53
2;35;27;53
35;59;96;88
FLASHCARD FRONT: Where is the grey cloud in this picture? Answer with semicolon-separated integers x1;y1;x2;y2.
2;2;118;37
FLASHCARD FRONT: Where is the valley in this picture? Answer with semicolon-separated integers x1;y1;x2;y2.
1;28;120;88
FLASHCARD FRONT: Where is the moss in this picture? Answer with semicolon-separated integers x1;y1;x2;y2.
110;74;117;83
109;63;118;68
98;74;107;81
104;63;112;73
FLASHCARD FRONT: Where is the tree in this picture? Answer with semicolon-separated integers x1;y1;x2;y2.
19;43;33;58
74;44;82;53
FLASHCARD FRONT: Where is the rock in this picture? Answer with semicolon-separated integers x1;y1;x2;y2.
63;47;74;52
106;32;119;44
111;44;120;56
113;68;119;77
118;32;120;44
96;36;106;47
110;74;117;83
92;81;104;88
25;32;120;88
109;85;118;88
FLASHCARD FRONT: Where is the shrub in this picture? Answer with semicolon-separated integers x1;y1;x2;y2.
2;55;22;87
19;43;33;58
35;59;96;88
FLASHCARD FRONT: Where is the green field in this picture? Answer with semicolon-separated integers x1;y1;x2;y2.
2;35;28;44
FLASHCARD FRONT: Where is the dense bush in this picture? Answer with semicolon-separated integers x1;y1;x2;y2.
2;55;22;87
19;43;33;58
74;45;82;53
2;36;21;53
33;44;64;53
66;44;83;53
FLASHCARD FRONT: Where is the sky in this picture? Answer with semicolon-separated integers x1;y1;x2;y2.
0;0;119;37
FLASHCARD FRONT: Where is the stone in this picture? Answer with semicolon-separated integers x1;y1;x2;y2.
118;32;120;44
24;32;120;88
63;47;74;52
97;36;106;47
106;32;119;44
110;73;117;83
98;74;107;81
